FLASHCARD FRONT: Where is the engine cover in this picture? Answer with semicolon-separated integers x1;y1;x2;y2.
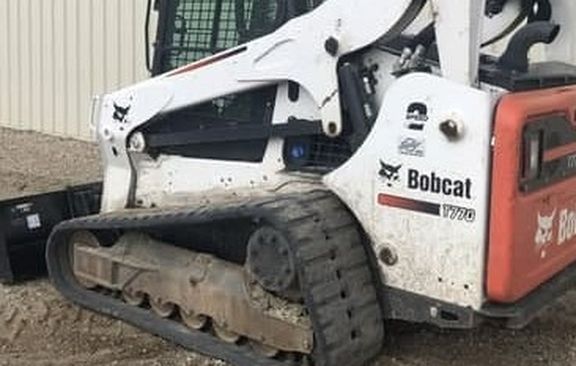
488;85;576;303
326;73;495;311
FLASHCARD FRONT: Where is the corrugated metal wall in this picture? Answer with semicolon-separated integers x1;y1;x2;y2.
0;0;154;140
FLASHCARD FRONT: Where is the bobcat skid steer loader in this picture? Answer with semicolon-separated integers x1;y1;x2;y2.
6;0;576;365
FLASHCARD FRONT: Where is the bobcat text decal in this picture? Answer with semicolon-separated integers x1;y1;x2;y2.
407;169;472;199
377;162;476;222
559;208;576;245
533;206;576;247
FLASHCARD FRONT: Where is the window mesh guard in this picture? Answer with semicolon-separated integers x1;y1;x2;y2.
165;0;274;70
159;0;325;72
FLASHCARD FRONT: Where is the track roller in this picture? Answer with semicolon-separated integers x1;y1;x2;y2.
213;322;241;344
122;287;146;306
250;340;280;358
181;309;208;330
150;297;176;318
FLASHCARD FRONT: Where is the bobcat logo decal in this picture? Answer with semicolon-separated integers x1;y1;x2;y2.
112;103;131;124
379;161;402;188
535;210;556;247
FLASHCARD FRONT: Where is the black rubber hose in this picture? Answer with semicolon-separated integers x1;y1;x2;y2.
498;21;560;72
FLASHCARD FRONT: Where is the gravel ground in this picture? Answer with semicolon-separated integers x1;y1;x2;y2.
1;127;576;365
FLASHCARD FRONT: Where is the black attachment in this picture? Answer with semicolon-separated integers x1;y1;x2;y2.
0;183;102;283
498;21;560;73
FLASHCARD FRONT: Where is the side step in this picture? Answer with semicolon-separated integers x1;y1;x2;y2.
0;182;102;283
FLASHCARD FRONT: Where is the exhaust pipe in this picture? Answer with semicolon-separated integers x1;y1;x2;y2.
498;21;560;73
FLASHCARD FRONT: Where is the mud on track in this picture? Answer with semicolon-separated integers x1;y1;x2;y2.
2;127;576;366
0;281;226;366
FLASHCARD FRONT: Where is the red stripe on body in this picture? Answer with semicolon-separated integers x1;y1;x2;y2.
167;47;247;77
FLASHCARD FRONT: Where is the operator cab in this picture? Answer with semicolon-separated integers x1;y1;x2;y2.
141;0;331;165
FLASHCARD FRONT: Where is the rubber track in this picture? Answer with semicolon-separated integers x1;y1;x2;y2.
46;190;384;366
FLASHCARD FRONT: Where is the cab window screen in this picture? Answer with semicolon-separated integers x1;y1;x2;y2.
161;0;281;71
155;0;325;73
